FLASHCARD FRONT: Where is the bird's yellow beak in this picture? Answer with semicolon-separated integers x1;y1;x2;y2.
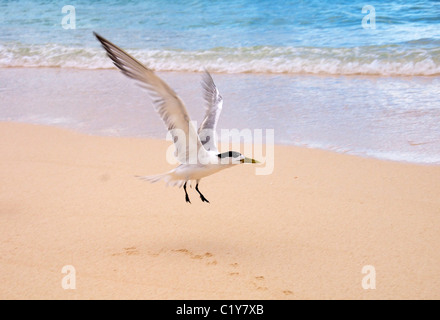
241;157;260;163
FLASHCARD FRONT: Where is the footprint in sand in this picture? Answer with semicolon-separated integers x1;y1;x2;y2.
251;275;268;291
172;249;216;265
112;247;139;256
124;247;139;255
256;286;268;291
174;248;190;254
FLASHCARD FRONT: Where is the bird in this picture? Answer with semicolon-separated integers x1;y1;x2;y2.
94;32;259;203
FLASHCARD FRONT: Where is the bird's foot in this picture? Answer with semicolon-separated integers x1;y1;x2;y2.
185;195;191;204
199;195;210;203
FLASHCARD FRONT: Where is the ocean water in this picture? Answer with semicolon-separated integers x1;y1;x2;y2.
0;0;440;163
1;0;440;75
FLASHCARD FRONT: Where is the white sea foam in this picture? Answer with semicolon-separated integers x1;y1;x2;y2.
1;43;439;76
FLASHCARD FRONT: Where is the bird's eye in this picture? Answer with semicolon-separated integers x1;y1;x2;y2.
218;151;241;159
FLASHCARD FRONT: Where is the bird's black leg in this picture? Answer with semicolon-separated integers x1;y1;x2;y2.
183;182;191;204
195;183;210;203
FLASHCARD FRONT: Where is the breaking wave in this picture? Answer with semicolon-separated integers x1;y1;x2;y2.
1;42;440;76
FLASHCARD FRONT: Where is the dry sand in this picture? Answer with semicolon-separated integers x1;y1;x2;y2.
0;121;439;299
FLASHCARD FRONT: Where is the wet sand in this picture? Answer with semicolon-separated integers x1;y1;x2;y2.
1;67;439;164
1;122;439;299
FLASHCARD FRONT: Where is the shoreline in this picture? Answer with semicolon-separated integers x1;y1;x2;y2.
1;67;439;166
1;67;440;166
2;119;440;168
1;121;440;299
3;66;440;79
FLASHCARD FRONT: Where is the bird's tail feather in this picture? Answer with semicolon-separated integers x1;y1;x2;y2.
135;171;185;188
136;173;169;183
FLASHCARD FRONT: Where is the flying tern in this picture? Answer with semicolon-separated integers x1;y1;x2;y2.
94;32;259;203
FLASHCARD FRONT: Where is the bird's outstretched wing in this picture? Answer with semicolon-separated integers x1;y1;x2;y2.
198;71;223;152
94;32;207;164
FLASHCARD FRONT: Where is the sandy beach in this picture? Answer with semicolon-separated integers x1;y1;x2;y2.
1;121;439;299
1;0;440;302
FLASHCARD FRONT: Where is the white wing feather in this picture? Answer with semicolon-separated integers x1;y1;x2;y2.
198;71;223;153
94;32;208;164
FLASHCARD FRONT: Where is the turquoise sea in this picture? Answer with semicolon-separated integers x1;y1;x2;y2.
0;0;439;163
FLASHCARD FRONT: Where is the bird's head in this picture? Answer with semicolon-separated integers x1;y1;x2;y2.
217;151;259;165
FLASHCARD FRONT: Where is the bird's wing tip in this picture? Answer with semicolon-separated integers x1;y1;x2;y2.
202;70;215;87
204;69;212;76
93;32;107;44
